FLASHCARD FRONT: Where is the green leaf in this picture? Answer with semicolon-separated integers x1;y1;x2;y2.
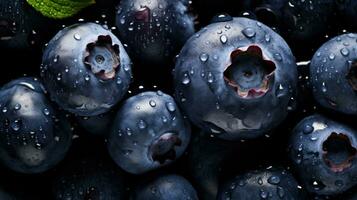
26;0;95;19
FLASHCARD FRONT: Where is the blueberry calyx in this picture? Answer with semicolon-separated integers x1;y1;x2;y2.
223;45;276;99
322;132;357;173
346;60;357;91
84;35;120;80
149;132;182;164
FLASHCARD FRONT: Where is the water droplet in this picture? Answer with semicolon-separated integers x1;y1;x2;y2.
265;34;271;42
268;176;280;185
138;120;147;129
181;73;191;85
220;35;228;44
14;104;21;110
335;180;343;187
258;177;263;185
2;107;7;113
302;124;313;134
242;27;256;38
84;75;90;81
274;53;282;61
207;72;214;83
260;190;268;199
149;100;156;107
166;102;176;112
43;108;50;116
329;53;335;60
11;119;21;131
199;53;209;62
340;48;349;56
73;33;81;40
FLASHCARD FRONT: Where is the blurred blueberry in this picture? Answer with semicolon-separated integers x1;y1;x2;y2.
0;77;72;174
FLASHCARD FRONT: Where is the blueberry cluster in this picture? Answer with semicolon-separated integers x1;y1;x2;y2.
0;0;357;199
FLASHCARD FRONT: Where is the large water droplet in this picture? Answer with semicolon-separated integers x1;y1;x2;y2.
242;27;256;38
220;35;228;44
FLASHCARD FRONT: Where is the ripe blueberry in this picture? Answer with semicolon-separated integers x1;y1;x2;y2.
41;22;132;116
0;77;72;174
132;174;198;200
107;91;191;174
289;115;357;195
115;0;195;65
310;33;357;115
174;16;297;140
217;167;306;200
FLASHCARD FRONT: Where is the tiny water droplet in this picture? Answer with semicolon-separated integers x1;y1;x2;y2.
199;53;209;62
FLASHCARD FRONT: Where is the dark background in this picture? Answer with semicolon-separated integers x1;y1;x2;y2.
0;0;356;199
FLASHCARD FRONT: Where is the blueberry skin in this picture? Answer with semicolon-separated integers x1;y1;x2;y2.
0;77;72;174
132;174;198;200
289;115;357;195
0;0;50;49
310;34;357;115
174;17;297;140
53;157;126;200
217;167;306;200
41;22;132;117
107;91;191;174
115;0;195;65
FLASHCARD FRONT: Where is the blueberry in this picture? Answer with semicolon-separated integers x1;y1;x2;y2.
132;174;198;200
255;0;334;43
115;0;195;65
107;91;191;174
0;0;50;49
217;167;306;200
174;17;297;140
53;157;126;200
41;22;132;116
310;33;357;115
0;77;72;174
289;114;357;195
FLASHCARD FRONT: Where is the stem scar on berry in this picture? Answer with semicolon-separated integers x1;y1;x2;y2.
322;132;357;173
84;35;120;80
223;45;276;99
149;132;182;164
